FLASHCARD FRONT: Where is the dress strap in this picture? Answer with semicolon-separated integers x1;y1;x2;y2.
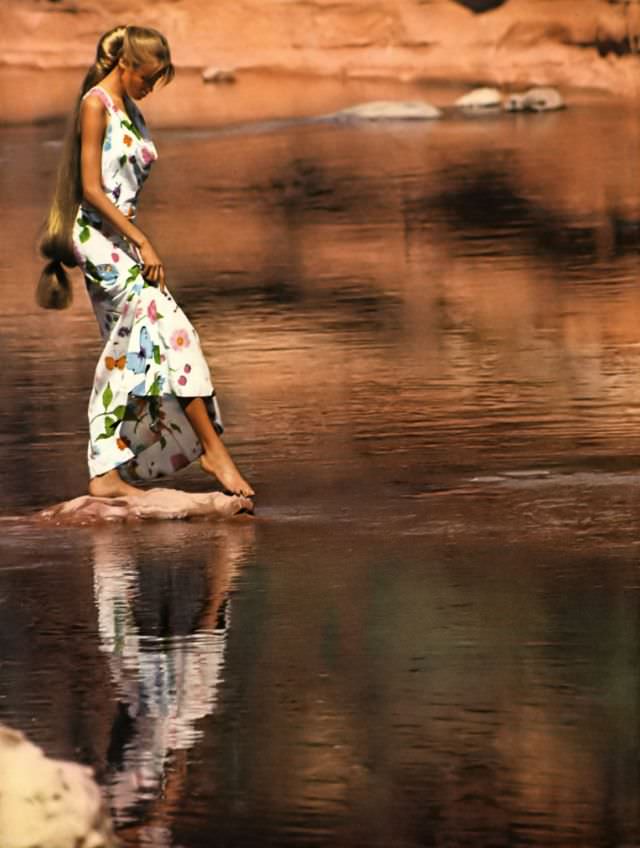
83;85;116;113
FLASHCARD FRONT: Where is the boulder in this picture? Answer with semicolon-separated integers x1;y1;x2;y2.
0;724;117;848
503;92;528;111
202;66;237;83
328;100;442;121
505;86;566;112
38;487;254;525
455;86;503;109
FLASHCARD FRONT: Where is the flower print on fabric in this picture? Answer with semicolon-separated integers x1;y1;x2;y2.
103;121;113;152
170;328;190;351
147;299;162;323
71;84;223;481
178;363;192;387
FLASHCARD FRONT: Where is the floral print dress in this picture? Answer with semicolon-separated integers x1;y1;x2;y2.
72;85;223;482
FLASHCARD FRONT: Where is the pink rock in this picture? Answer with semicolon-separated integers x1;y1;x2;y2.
0;723;117;848
38;488;254;525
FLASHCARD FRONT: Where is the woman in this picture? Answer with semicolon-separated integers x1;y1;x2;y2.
38;25;254;500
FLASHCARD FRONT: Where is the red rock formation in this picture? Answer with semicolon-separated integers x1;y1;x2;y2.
1;0;638;121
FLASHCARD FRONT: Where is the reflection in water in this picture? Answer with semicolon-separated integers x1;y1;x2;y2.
422;161;640;266
2;94;640;847
4;99;640;509
91;523;254;843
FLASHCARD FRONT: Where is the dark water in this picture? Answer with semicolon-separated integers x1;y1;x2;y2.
1;96;640;846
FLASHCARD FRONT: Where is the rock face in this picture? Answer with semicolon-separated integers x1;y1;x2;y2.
0;724;117;848
0;0;638;122
1;0;639;90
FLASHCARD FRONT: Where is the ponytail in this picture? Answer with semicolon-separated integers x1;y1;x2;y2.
37;25;127;309
36;260;73;310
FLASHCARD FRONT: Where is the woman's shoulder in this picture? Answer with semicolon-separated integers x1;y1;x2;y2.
81;86;114;117
78;89;110;135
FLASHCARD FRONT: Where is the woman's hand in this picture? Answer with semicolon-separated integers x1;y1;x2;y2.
139;239;166;293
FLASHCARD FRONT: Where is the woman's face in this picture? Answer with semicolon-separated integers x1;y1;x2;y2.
119;60;165;100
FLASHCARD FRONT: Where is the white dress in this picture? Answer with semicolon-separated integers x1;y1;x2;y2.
72;85;223;481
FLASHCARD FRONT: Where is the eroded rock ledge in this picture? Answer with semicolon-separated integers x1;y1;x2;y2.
1;0;639;99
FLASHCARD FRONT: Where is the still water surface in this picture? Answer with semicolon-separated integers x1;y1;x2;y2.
1;95;640;845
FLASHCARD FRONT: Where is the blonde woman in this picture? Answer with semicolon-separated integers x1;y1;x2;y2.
38;25;254;500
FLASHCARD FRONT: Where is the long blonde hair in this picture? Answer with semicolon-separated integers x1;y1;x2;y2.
37;25;174;309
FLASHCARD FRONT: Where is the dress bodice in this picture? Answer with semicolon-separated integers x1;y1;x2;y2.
80;85;158;220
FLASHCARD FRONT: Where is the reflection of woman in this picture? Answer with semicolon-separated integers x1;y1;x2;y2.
92;522;254;836
37;25;253;499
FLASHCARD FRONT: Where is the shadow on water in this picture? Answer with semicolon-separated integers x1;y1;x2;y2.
2;97;640;845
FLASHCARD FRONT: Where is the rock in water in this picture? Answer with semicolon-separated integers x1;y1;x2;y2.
504;86;565;112
455;87;503;109
503;92;527;111
329;101;442;121
0;724;117;848
523;86;565;112
38;487;254;524
202;66;237;83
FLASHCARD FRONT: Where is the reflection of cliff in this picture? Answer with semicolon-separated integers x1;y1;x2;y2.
5;101;640;507
1;0;640;124
170;529;640;847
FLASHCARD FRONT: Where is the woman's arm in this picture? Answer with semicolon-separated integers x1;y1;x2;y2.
79;95;165;289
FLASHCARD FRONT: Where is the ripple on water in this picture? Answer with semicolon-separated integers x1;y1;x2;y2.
2;103;640;847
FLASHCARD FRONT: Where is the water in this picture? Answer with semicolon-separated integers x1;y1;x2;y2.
1;92;640;846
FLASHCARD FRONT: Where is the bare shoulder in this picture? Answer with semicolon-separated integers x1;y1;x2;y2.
81;92;107;118
80;93;107;134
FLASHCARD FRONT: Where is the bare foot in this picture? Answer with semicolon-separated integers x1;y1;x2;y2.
88;469;141;499
200;443;254;497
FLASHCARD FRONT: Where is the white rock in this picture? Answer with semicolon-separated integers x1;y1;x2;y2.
202;66;237;83
455;87;503;109
330;100;442;121
523;86;565;111
504;86;565;112
0;724;117;848
503;93;528;112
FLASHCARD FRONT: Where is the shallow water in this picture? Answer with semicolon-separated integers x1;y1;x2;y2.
1;95;640;845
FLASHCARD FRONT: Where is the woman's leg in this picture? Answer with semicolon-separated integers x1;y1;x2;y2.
89;469;140;498
182;397;254;497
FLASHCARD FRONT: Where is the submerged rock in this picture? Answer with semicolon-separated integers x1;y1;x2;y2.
0;724;117;848
38;487;254;524
455;87;503;109
328;100;442;121
504;86;565;112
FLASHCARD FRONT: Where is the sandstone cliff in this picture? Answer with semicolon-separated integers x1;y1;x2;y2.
1;0;639;123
